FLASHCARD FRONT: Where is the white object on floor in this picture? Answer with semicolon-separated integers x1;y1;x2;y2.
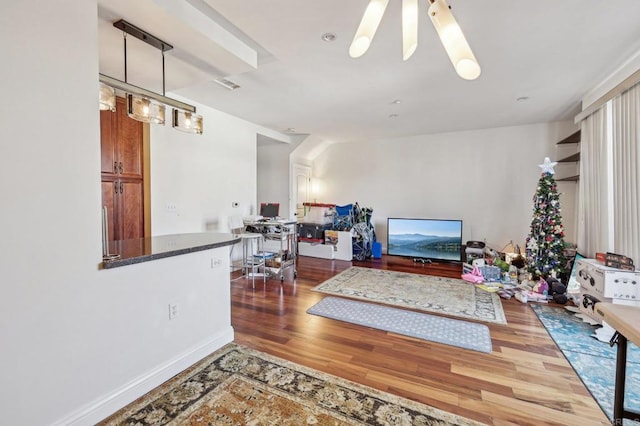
593;322;616;342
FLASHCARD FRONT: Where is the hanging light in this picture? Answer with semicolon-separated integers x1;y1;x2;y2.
99;82;116;112
349;0;389;58
428;0;481;80
402;0;418;61
127;94;165;124
99;20;203;133
172;109;203;134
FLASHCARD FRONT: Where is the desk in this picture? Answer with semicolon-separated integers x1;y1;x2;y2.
594;303;640;423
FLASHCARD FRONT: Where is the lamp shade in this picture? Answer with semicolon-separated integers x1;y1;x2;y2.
428;0;481;80
99;83;116;112
402;0;418;61
172;109;203;135
349;0;389;58
127;94;165;124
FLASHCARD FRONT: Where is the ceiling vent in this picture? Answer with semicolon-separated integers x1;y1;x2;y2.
214;78;241;90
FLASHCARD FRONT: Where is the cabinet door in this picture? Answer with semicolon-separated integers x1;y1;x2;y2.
120;180;144;240
116;97;143;180
100;109;117;176
101;179;118;242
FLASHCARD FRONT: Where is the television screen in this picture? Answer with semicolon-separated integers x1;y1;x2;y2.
566;252;584;293
387;218;463;262
260;203;280;218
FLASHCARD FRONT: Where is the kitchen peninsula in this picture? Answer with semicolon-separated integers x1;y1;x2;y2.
101;232;239;269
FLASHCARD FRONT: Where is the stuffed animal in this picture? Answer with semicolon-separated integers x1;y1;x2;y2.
547;276;568;305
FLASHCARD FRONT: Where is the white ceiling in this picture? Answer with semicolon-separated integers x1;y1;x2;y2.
97;0;640;146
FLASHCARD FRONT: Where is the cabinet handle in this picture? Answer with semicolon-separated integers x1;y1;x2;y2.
114;181;118;194
118;162;123;174
113;161;118;174
120;182;123;194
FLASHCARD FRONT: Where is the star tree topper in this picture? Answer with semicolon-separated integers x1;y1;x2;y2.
538;157;558;174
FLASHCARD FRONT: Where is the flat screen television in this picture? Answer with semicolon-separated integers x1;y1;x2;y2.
387;218;463;262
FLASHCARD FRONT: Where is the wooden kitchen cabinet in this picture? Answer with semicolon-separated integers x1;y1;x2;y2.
101;96;144;241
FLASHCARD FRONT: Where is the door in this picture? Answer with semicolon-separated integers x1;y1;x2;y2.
291;164;311;219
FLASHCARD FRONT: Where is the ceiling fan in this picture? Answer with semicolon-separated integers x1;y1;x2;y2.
349;0;481;80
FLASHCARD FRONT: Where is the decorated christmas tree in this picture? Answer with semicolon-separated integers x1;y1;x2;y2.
525;157;567;278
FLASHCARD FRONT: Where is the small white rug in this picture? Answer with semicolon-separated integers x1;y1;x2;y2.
308;297;493;353
312;266;507;325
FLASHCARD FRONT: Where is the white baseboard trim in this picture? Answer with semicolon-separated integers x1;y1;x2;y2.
53;327;234;426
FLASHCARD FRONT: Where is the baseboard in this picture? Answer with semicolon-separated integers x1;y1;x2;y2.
53;326;234;426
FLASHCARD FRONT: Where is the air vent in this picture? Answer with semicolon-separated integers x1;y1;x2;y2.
213;78;241;90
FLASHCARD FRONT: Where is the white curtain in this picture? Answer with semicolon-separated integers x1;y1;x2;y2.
577;106;609;258
612;84;640;262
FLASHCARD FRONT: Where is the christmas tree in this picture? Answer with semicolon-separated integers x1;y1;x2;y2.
525;157;567;278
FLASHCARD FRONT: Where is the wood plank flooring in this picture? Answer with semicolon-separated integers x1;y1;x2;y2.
231;255;610;425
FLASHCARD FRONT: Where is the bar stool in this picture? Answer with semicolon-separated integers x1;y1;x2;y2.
241;233;266;288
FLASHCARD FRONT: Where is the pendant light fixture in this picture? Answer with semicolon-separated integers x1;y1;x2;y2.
99;19;203;134
127;94;165;125
349;0;481;80
172;109;203;134
99;82;116;112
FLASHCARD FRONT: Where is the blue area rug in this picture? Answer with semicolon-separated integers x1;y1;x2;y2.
531;304;640;423
307;297;492;353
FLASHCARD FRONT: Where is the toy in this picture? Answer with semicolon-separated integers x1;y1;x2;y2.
462;265;484;283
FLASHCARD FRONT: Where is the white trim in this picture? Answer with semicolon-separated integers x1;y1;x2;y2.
52;327;234;426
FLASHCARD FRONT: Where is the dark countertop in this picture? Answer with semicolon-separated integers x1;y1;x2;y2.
101;232;240;269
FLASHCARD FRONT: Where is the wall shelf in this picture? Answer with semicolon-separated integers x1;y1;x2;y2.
557;130;581;145
558;152;580;162
557;175;579;182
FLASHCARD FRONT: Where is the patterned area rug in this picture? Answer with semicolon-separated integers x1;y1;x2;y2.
100;343;484;425
531;304;640;423
311;267;506;325
308;297;492;353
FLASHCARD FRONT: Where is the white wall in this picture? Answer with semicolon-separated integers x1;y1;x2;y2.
0;2;256;424
312;122;578;251
257;141;291;216
151;101;259;233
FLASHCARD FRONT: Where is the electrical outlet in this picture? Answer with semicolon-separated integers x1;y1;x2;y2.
211;258;223;268
169;303;179;320
166;203;178;213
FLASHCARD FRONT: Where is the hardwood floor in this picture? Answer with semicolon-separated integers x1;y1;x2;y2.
231;255;609;425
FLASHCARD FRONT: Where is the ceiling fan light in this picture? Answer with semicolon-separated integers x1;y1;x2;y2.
428;0;481;80
402;0;418;61
172;109;203;135
99;82;116;112
349;0;390;58
127;94;165;125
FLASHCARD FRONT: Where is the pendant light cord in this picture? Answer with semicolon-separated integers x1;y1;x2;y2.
123;32;128;84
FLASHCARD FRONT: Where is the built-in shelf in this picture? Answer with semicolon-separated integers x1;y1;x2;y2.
557;130;581;145
557;175;580;182
556;130;581;181
558;152;580;162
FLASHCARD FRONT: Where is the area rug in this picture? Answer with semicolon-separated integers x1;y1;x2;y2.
531;304;640;423
308;297;492;353
100;343;484;425
311;267;506;325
